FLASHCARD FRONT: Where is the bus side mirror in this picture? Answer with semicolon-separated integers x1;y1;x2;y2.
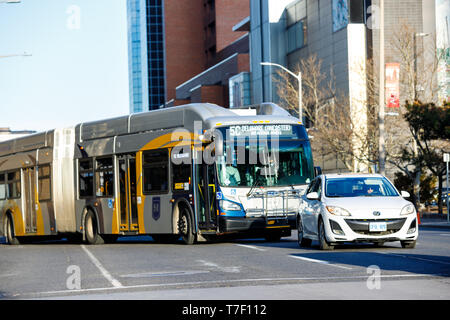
314;166;322;177
213;130;224;157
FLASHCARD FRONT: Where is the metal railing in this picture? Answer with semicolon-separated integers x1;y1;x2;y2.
247;189;301;219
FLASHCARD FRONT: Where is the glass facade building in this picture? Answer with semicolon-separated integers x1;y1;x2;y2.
127;0;166;113
146;0;165;109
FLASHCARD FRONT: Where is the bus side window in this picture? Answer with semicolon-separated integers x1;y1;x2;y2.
95;157;114;197
0;173;5;200
79;159;94;198
38;165;51;201
7;171;21;199
143;149;169;194
171;150;191;192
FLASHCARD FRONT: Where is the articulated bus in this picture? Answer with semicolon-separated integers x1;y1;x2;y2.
0;103;316;245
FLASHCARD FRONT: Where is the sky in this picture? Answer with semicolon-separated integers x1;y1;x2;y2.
0;0;129;132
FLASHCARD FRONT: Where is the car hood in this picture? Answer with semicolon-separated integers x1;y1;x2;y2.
323;196;412;218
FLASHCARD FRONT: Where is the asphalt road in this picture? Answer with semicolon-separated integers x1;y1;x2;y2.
0;226;449;300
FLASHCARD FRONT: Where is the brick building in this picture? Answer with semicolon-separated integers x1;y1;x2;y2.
127;0;250;112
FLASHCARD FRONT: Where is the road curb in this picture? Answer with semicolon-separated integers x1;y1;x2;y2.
419;222;450;230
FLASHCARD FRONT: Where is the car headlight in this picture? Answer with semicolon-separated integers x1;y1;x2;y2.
219;199;242;211
326;206;351;216
400;204;415;215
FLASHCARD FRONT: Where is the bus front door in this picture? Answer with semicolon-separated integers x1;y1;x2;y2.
118;155;138;232
195;163;217;229
23;167;37;233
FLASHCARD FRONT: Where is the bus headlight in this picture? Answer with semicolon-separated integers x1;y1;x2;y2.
219;199;243;211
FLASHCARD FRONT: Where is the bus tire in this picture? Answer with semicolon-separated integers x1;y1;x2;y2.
265;231;282;242
84;210;104;245
5;214;20;245
178;206;194;245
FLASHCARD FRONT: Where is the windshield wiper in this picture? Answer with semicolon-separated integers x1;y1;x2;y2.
247;174;263;197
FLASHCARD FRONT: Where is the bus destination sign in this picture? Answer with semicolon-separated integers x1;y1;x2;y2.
228;124;293;137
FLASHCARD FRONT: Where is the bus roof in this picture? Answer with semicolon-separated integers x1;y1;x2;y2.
0;103;300;156
76;103;299;142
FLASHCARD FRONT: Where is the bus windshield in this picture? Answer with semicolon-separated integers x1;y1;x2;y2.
216;139;314;187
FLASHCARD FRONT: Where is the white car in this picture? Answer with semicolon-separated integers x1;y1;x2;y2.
297;173;418;250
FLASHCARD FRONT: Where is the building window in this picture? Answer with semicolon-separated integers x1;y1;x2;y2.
287;19;307;53
38;165;51;201
143;149;169;193
286;0;307;53
229;72;251;108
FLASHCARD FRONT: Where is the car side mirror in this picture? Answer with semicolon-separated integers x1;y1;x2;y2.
306;192;320;200
401;191;410;198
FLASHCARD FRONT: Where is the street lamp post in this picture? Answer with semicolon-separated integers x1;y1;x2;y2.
378;0;386;176
413;32;430;101
261;62;303;122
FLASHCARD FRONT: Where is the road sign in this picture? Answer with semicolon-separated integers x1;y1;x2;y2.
444;153;450;162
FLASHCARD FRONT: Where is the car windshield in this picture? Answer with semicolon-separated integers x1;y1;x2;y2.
325;177;399;197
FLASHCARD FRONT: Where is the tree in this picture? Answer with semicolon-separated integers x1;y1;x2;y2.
394;171;437;206
273;54;379;172
402;100;450;214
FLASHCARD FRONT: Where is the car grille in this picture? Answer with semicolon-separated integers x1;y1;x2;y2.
344;218;407;235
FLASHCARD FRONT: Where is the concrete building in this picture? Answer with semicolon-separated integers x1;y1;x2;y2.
173;0;250;108
249;0;440;172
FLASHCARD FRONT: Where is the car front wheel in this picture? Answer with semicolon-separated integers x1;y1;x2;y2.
297;215;312;247
318;218;334;250
401;240;416;249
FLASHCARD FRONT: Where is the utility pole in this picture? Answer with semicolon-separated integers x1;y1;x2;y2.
378;0;386;176
445;153;449;223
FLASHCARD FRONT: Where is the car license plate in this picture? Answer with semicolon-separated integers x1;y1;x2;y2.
369;221;387;232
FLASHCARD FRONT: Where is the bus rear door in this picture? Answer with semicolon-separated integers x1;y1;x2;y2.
23;168;37;233
118;155;138;232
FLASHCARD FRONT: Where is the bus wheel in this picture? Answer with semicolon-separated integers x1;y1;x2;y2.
84;211;104;245
178;207;194;245
265;231;282;242
5;214;20;245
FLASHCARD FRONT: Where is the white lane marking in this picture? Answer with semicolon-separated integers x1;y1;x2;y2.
30;273;437;297
0;273;19;278
380;252;450;266
81;245;123;288
121;270;209;278
234;244;266;252
289;255;353;270
197;260;241;273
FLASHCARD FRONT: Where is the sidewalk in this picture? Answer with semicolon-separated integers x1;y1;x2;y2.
419;212;450;229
